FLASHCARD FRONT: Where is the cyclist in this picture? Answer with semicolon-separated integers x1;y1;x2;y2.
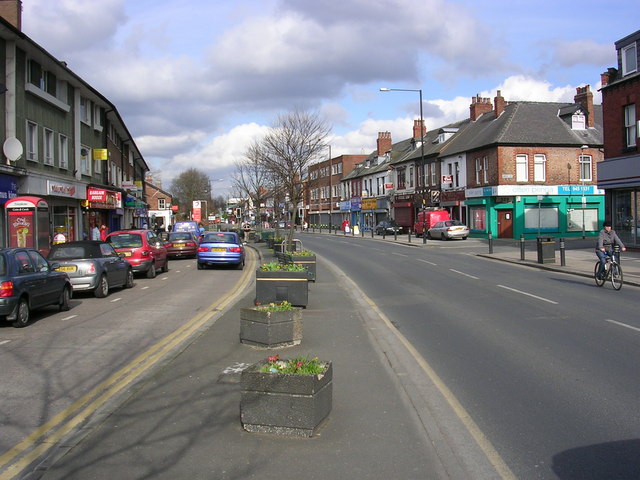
596;221;626;279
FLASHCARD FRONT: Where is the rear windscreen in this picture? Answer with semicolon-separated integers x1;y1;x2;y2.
108;234;143;248
202;233;236;244
49;246;93;259
169;233;193;241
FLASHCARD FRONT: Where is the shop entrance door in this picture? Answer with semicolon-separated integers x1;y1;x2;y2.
497;210;514;238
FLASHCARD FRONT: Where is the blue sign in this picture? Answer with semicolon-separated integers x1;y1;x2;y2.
558;185;596;195
0;174;18;205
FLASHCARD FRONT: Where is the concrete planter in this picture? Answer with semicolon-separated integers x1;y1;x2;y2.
240;307;302;348
240;360;333;437
289;254;317;282
255;270;308;307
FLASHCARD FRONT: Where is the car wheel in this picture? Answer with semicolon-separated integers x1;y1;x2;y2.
462;236;468;240
59;286;71;311
197;262;204;270
12;298;30;328
146;264;156;279
95;275;109;298
427;232;432;239
125;269;134;288
441;233;447;241
162;258;169;273
236;260;244;270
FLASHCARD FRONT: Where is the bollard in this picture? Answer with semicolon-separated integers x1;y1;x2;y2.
488;233;493;254
559;237;566;266
614;244;621;265
361;226;364;237
394;230;397;241
520;234;525;261
423;227;426;244
408;229;411;243
371;227;374;238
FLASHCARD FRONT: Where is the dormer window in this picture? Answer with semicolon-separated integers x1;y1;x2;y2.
572;112;586;130
622;43;637;76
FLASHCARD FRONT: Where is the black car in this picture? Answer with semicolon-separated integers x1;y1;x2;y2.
374;220;402;235
0;248;72;328
48;241;134;297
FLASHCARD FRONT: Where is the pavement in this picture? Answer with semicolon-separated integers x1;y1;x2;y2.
26;233;640;480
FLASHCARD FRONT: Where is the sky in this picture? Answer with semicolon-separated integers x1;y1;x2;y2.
20;0;640;196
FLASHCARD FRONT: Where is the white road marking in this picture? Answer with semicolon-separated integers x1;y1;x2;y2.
0;340;11;345
417;259;437;266
497;285;558;304
161;277;168;280
450;269;479;279
61;315;77;321
605;319;640;333
110;298;122;303
392;252;408;257
141;286;149;290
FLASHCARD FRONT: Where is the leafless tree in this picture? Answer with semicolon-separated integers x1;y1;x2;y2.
257;108;331;248
232;140;274;229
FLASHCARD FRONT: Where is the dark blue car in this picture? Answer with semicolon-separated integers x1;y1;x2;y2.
196;232;245;270
0;248;72;327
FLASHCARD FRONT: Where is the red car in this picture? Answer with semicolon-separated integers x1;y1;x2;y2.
106;230;168;278
166;232;199;259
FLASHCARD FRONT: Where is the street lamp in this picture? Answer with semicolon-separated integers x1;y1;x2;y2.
580;145;589;239
380;87;426;242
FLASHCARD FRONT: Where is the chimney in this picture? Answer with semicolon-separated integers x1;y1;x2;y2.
413;119;426;140
469;94;493;121
377;132;392;156
574;85;594;128
0;0;22;31
494;90;506;118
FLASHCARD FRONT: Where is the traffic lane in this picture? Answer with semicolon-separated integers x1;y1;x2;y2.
0;254;251;455
304;236;640;479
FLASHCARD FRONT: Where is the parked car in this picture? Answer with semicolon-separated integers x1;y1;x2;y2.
374;220;402;235
106;230;169;278
0;248;72;328
48;241;134;297
427;220;470;240
166;232;199;259
197;232;245;269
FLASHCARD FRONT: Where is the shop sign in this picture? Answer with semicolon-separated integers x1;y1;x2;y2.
47;180;78;198
361;198;377;210
350;197;361;211
93;149;108;160
86;187;120;209
0;174;18;205
441;190;466;203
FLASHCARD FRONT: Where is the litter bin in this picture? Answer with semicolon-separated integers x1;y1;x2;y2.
536;236;555;264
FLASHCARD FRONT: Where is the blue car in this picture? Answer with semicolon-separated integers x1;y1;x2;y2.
197;232;245;270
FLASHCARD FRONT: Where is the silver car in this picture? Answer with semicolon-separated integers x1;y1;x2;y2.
427;220;470;240
48;241;134;297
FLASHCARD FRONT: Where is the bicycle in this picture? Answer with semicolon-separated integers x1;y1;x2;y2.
594;247;623;290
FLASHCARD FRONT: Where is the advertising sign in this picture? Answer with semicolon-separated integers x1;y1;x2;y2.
8;211;34;248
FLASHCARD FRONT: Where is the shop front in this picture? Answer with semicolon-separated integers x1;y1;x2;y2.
440;189;467;223
361;197;377;231
465;185;605;239
0;173;19;247
85;187;123;238
392;194;414;232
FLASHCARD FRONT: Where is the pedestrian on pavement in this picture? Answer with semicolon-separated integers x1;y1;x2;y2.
100;224;108;241
91;224;100;241
595;220;626;278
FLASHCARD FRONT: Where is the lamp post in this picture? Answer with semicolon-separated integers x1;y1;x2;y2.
380;87;425;242
580;145;589;239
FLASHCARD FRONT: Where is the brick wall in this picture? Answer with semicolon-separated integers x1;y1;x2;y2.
602;76;640;159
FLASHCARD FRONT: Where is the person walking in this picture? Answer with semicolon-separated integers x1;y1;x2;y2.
91;224;100;241
100;224;108;241
595;221;626;278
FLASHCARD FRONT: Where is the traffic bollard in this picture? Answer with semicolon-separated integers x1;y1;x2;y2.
488;233;493;254
520;234;525;261
559;238;566;266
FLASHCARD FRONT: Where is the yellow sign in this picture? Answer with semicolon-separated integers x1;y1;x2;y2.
361;198;377;210
93;148;108;160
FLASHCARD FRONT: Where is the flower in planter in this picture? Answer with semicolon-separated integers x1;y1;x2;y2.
254;301;295;312
258;262;306;272
285;249;315;256
261;354;326;375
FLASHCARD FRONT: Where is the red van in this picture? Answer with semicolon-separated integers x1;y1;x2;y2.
413;210;450;237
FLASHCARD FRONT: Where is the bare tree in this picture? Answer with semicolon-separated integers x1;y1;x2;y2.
257;108;331;248
169;168;211;221
232;140;273;229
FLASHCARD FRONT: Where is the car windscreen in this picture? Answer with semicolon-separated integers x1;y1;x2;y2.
202;233;237;244
108;234;143;248
49;245;94;259
169;233;193;241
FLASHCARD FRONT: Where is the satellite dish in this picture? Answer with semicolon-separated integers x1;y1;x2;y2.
3;137;23;162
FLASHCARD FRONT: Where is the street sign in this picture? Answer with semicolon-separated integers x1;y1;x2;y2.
430;190;440;203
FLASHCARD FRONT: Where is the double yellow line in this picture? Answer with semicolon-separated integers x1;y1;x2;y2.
0;252;255;480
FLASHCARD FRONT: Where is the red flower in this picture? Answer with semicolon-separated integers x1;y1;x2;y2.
267;354;279;363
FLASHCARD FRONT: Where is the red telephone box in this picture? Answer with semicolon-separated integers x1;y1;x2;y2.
5;196;50;255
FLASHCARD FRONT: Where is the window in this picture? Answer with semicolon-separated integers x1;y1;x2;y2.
483;156;489;184
59;134;68;169
579;155;592;181
397;167;406;190
534;154;546;182
475;158;482;184
572;113;586;130
94;105;103;129
158;198;166;209
26;121;38;161
524;207;559;233
409;166;414;188
625;104;636;148
516;154;528;182
80;97;91;124
430;163;436;185
80;145;91;175
622;43;637;76
93;153;102;175
43;128;54;165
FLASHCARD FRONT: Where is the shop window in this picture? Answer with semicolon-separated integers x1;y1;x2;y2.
524;207;559;233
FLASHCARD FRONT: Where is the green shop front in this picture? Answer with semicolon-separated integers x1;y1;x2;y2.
465;185;605;239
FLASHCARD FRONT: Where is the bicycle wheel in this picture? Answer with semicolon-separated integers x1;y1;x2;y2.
611;263;623;290
594;261;605;287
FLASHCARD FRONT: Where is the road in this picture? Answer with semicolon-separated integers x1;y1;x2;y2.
302;233;640;480
0;252;256;479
